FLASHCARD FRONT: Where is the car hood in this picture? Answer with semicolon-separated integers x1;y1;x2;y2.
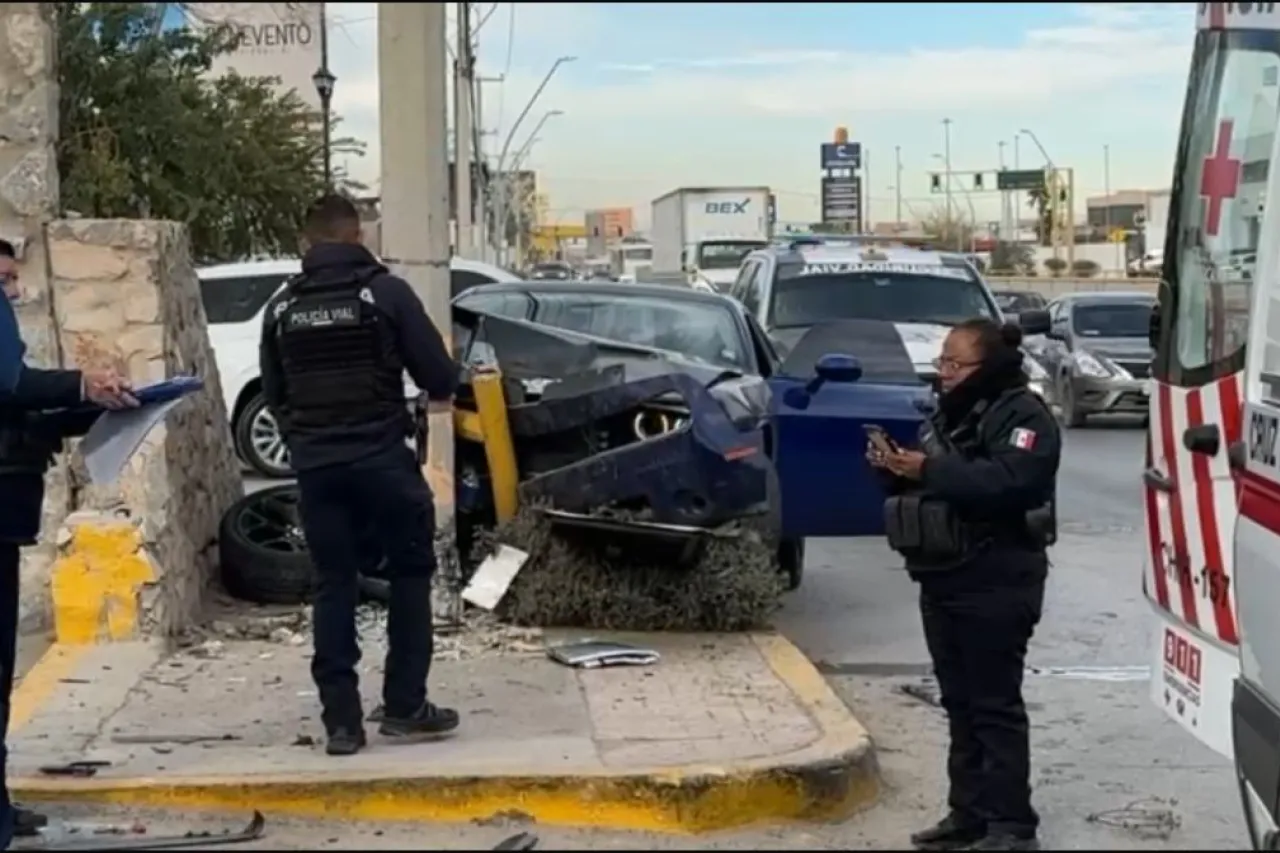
775;319;924;386
773;321;949;374
1077;336;1153;362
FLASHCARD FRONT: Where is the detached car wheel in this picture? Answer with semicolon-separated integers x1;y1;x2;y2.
220;486;315;605
235;392;294;478
219;485;391;606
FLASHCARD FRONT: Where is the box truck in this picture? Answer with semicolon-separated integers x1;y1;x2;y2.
650;187;774;292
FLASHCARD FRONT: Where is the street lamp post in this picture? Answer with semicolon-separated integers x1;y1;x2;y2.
311;4;336;188
497;110;563;252
492;55;576;262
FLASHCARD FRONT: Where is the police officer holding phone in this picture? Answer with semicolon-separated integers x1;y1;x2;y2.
0;238;139;849
259;195;460;757
868;317;1060;852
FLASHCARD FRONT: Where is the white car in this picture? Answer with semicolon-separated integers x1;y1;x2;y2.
199;256;520;478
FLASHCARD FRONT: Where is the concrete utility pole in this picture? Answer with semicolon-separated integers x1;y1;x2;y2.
474;74;504;262
377;3;462;628
942;118;954;232
453;2;476;257
894;145;902;227
998;140;1008;238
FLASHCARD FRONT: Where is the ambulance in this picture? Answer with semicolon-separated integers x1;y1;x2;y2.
1153;4;1280;848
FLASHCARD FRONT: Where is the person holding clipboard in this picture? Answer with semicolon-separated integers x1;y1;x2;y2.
0;238;138;849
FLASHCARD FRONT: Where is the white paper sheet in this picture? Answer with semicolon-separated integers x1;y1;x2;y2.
80;399;184;485
461;544;529;610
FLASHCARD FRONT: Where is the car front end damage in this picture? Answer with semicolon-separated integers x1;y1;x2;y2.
451;310;788;618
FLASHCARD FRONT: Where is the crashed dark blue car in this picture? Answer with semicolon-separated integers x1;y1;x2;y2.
450;282;937;588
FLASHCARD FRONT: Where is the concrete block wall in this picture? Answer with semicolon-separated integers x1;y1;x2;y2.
46;220;243;639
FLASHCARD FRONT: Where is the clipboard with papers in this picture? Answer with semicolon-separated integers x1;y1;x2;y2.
78;376;205;485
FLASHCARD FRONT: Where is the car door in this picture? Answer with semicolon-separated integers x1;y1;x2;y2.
760;264;932;539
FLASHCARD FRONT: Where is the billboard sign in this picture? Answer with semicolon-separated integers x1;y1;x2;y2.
820;142;862;170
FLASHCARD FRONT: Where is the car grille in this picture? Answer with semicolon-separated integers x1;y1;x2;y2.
1116;360;1151;379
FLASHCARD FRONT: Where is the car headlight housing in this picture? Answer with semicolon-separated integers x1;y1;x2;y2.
1073;351;1111;379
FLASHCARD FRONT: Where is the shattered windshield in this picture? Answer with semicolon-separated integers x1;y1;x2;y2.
532;293;750;371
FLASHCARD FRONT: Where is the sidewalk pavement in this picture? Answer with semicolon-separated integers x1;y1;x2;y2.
7;629;879;833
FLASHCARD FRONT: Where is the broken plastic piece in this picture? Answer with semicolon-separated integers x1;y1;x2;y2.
36;811;264;851
38;760;111;777
462;544;530;610
493;831;539;851
546;640;660;669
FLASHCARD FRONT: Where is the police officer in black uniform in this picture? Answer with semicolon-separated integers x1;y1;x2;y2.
0;237;140;849
260;195;460;757
869;317;1060;852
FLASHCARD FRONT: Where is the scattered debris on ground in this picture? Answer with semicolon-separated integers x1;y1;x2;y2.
476;506;783;631
176;592;542;661
1085;797;1182;841
896;679;942;709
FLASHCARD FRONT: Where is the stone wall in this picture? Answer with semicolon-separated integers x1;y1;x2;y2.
0;3;67;630
46;219;243;636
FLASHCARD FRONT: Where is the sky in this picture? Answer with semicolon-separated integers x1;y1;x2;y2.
264;3;1196;227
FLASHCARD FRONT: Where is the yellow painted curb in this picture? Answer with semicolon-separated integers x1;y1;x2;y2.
11;632;880;833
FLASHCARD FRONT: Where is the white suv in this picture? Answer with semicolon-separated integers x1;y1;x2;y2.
199;256;520;478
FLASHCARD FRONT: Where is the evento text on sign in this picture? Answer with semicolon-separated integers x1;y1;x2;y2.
232;21;315;52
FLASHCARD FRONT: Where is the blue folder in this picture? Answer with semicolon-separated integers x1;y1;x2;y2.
74;375;204;413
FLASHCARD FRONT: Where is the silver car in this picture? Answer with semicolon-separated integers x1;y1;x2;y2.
1036;292;1156;427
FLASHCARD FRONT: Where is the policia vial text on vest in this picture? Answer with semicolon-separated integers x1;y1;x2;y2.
868;318;1061;853
258;196;460;758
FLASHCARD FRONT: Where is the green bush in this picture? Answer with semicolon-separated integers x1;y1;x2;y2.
1044;257;1069;277
1071;259;1101;278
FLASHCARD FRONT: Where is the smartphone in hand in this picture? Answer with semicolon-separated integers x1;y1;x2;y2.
863;423;900;455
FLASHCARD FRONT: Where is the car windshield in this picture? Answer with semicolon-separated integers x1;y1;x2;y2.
771;265;995;329
1072;302;1152;338
622;247;652;261
698;241;765;270
533;293;748;370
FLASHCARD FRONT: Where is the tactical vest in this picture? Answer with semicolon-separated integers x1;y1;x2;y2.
271;271;406;431
883;388;1056;569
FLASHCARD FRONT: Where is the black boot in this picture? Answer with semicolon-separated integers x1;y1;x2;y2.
13;804;48;837
910;813;987;851
379;701;460;741
325;726;367;756
970;832;1040;851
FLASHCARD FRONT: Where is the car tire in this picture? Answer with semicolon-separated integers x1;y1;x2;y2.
234;392;294;479
1058;378;1087;428
219;485;315;606
219;485;389;606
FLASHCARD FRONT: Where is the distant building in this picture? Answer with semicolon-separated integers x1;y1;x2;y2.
1086;189;1169;233
584;208;634;257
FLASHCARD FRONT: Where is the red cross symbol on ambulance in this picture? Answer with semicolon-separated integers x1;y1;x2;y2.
1201;119;1241;238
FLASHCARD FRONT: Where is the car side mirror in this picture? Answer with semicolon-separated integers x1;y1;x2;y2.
1149;301;1162;351
785;353;863;410
811;353;863;388
1018;309;1051;336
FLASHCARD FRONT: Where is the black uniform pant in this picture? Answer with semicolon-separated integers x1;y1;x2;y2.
0;543;19;850
296;443;437;733
919;550;1046;837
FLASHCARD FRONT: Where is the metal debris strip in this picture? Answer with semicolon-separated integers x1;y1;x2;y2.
546;640;660;669
897;678;942;708
1086;798;1182;841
